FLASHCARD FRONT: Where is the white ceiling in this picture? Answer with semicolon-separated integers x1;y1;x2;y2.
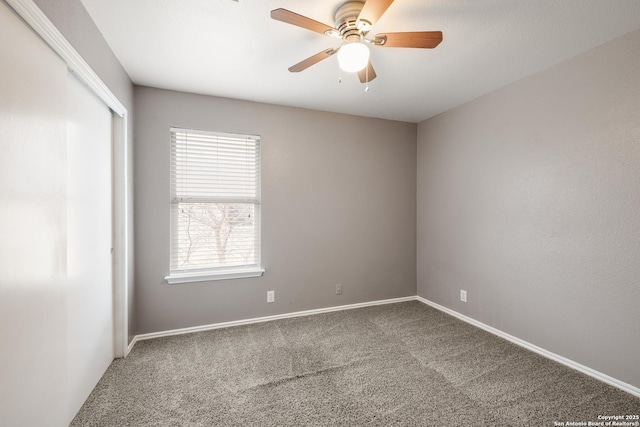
79;0;640;123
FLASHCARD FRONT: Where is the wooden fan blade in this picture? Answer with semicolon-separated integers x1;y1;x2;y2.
357;0;394;26
271;8;335;36
288;48;336;73
374;31;443;48
357;61;377;83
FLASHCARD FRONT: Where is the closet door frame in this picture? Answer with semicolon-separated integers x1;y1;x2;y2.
6;0;131;357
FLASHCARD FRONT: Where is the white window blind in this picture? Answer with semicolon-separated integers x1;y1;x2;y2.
168;127;262;282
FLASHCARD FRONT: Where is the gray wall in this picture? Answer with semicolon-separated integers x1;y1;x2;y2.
417;29;640;388
33;0;136;343
134;86;417;334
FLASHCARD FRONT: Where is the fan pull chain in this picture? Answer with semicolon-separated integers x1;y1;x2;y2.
365;65;370;92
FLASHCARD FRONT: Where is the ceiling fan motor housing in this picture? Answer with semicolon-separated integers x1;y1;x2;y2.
334;0;371;42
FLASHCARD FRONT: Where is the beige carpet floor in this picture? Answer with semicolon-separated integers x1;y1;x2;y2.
72;301;640;426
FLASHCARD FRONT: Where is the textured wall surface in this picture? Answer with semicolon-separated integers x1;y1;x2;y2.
134;86;417;334
33;0;136;343
417;30;640;388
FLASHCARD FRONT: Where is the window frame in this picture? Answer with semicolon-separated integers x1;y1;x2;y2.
165;127;264;284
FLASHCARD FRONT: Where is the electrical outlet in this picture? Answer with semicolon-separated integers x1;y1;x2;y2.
336;284;342;295
267;290;275;303
460;290;467;303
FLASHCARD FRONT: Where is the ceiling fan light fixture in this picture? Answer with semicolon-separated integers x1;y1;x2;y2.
337;42;370;73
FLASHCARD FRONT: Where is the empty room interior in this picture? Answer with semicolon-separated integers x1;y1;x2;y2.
1;0;639;425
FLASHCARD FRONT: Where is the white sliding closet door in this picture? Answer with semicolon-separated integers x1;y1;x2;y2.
0;2;114;426
66;70;114;422
0;2;69;426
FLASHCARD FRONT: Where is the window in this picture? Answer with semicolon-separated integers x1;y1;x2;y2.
166;127;263;284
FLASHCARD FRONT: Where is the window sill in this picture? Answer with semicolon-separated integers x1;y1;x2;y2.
165;267;265;284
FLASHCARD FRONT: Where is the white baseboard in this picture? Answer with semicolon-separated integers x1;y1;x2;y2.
125;337;135;356
128;296;415;349
415;296;640;398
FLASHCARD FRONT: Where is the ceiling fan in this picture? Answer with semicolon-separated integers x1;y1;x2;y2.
270;0;443;84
